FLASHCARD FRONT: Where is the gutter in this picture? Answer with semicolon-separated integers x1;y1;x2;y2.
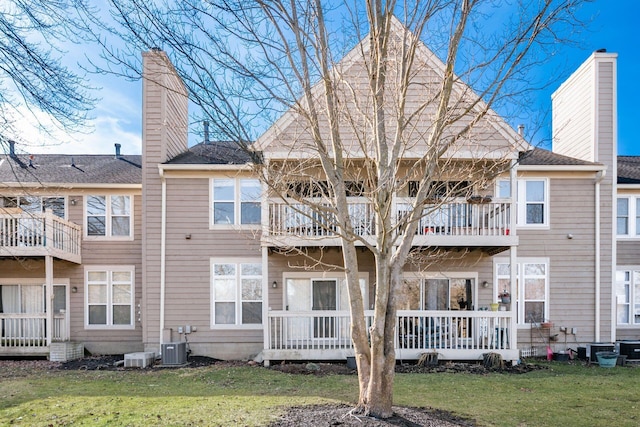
159;168;167;348
594;169;606;341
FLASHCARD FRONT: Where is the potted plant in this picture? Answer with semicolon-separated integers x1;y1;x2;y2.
499;290;511;304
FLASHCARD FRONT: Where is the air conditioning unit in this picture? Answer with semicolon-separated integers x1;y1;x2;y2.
161;342;187;365
586;343;615;362
618;341;640;360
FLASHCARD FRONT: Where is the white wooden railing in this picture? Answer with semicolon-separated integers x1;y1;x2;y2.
267;198;511;239
267;310;513;352
0;313;67;349
0;210;81;263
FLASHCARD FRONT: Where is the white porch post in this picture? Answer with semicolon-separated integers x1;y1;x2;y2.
509;160;518;356
45;255;53;346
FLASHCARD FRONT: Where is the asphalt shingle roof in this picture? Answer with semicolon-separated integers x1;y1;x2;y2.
518;148;602;166
165;141;260;165
0;153;141;185
618;156;640;184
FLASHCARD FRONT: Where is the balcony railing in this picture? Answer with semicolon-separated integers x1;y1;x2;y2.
266;197;512;242
264;310;517;362
0;312;67;351
0;210;81;263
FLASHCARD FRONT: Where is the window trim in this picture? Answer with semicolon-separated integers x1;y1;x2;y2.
210;258;263;329
616;196;640;238
615;266;640;327
1;195;67;220
83;194;134;240
210;177;262;229
497;178;549;229
282;271;370;311
84;266;135;330
494;257;549;327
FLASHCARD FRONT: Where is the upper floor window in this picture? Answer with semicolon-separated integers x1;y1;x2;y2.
616;269;640;326
211;178;261;226
407;181;470;199
497;179;548;227
85;266;134;329
1;196;65;218
85;195;132;238
617;197;640;237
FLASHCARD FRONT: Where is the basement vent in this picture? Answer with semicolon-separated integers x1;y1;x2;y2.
161;342;187;365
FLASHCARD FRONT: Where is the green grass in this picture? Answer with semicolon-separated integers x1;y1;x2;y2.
1;361;639;426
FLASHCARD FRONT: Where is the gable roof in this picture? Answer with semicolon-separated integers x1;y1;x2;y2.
254;16;529;160
165;141;258;165
0;153;141;186
618;156;640;184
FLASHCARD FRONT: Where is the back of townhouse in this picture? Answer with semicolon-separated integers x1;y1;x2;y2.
1;44;637;362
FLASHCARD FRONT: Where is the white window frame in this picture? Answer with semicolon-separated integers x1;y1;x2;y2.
497;179;549;228
282;272;369;311
616;196;640;238
210;178;261;229
615;267;640;327
494;257;549;326
84;266;135;330
210;258;263;329
402;272;478;311
84;195;134;240
1;195;67;219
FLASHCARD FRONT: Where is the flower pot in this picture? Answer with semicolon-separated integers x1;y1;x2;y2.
501;296;511;304
541;322;553;329
490;303;499;311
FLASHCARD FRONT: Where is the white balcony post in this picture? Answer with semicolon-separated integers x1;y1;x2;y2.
45;255;54;346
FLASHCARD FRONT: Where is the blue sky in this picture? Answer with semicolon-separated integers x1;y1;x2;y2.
19;1;638;157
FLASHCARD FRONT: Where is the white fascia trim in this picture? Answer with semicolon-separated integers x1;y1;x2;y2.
617;184;640;190
159;164;254;172
0;182;141;189
517;165;606;172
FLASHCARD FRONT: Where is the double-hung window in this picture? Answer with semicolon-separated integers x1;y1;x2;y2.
616;269;640;326
211;178;261;226
495;258;549;324
211;260;262;326
85;195;132;238
85;267;134;329
497;179;548;227
616;196;640;236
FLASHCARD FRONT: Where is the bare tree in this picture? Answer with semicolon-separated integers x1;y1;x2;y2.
0;0;95;153
101;0;585;418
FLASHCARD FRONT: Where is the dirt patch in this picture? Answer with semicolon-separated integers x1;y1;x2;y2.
265;403;476;427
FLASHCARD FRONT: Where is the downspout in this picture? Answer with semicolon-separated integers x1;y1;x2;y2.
159;168;167;349
594;169;606;341
509;159;517;355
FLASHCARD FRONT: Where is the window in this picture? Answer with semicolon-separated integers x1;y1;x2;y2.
616;269;640;325
85;267;134;329
617;197;640;236
401;276;474;311
495;258;549;324
85;195;132;238
211;261;262;326
408;181;470;198
0;196;65;218
212;178;261;226
497;179;548;227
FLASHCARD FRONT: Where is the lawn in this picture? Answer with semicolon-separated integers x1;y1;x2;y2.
0;360;639;426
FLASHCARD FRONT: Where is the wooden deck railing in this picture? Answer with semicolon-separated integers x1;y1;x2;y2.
267;198;511;239
0;210;81;263
267;310;513;353
0;313;67;349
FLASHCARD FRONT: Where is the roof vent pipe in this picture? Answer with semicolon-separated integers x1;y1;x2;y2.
517;124;525;136
8;140;16;157
204;121;210;145
115;143;121;159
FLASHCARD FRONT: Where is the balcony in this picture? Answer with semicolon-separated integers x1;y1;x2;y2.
264;198;517;252
262;310;518;364
0;209;82;263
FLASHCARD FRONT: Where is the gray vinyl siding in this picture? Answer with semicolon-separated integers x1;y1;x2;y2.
141;50;189;350
161;177;263;352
